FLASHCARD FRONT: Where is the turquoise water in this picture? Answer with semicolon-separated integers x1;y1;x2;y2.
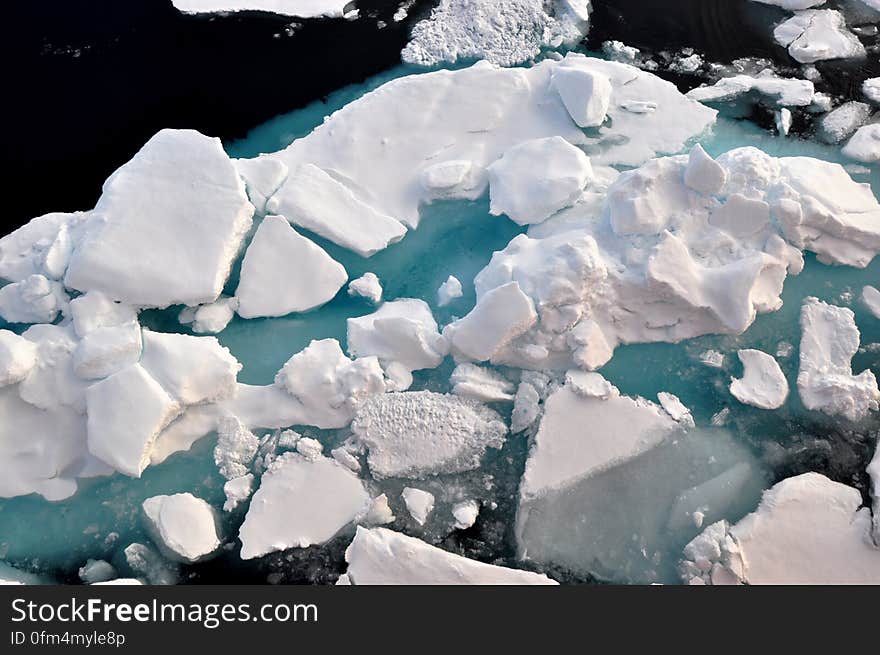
2;62;879;584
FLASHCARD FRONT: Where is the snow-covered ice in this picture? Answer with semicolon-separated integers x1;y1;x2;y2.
0;274;67;324
863;285;880;318
341;527;557;584
239;452;370;558
0;330;37;387
437;275;463;307
142;493;221;563
686;73;815;108
843;124;880;164
347;272;383;304
797;297;879;421
171;0;354;18
450;363;515;402
774;10;866;64
729;349;789;410
401;487;434;525
351;391;507;479
818;101;873;144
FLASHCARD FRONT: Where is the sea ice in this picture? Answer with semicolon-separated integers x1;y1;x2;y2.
550;66;613;128
488;137;593;225
0;211;90;283
437;275;463;307
239;452;370;559
233;156;289;215
65;129;253;308
774;10;866;64
0;330;37;387
86;364;180;478
686;73;815;107
452;499;480;529
863;77;880;104
729;349;789;410
142;493;221;563
351;390;507;479
78;560;116;584
0;274;68;324
69;291;136;338
341;527;557;584
347;272;383;304
797;297;879;421
401;487;434;525
179;296;238;334
843;124;880;163
863;285;880;318
223;474;254;512
818;101;873;144
450;363;515;402
171;0;354;18
72;321;142;380
214;416;259;480
235;215;347;318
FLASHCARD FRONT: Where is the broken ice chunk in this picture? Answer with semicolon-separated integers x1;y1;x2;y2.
657;392;695;427
729;349;789;410
774;10;866;64
266;164;407;257
0;274;68;324
142;493;221;563
352;390;507;479
842;124;880;164
223;474;254;512
684;144;727;196
863;286;880;319
0;330;37;387
347;299;448;390
699;350;725;368
437;275;463;307
347;272;383;304
363;493;396;526
214;416;259;480
140;330;241;406
566;369;614;399
274;338;386;429
0;211;90;283
65;129;254;308
239;452;370;559
797;297;879;421
402;487;434;526
124;542;179;585
179;296;238;334
69;291;137;338
233;156;288;215
686;74;815;108
488;137;593;226
450;363;515;403
510;381;541;433
78;559;116;584
86;364;181;477
551;66;612;128
420;160;485;201
72;321;142;380
445;282;537;362
819;101;873;144
452;499;480;530
341;527;557;585
235;215;347;318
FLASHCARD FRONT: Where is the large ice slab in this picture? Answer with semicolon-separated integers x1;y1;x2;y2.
171;0;353;18
239;452;370;559
797;297;879;421
235;215;347;318
682;473;880;584
86;364;181;477
65;129;254;308
259;55;715;242
517;375;767;582
401;0;590;67
351;391;507;479
142;493;221;563
341;527;557;584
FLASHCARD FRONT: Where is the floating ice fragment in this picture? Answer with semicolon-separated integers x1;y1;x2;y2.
352;390;507;479
233;156;288;215
774;10;866;64
341;527;557;584
363;493;396;526
450;363;515;402
657;392;695;427
69;291;136;338
214;416;259;480
223;474;254;512
551;66;612;128
401;487;434;526
863;285;880;319
171;0;355;18
729;349;789;410
0;274;68;324
452;499;480;530
78;560;116;584
842;124;880;163
437;275;463;307
179;296;238;334
686;73;815;108
142;493;221;563
239;452;370;559
347;272;382;304
818;101;873;144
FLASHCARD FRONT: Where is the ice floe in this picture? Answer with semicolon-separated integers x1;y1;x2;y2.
843;124;880;163
178;296;238;334
729;349;789;410
437;275;463;307
774;10;866;64
797;297;879;421
340;527;557;584
686;73;815;108
863;285;880;318
818;101;873;144
401;487;434;525
351;390;507;479
450;363;515;403
0;330;37;387
235;215;347;318
347;272;382;304
65;130;253;308
401;0;591;67
142;493;221;563
682;473;880;584
171;0;355;18
239;452;370;559
452;499;480;529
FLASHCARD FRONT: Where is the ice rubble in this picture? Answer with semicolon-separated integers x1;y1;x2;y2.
400;0;591;67
774;10;866;64
347;272;382;304
729;349;789;410
863;77;880;104
0;274;68;324
818;101;873;144
450;363;515;402
843;124;880;164
142;493;221;563
235;215;347;318
516;374;767;581
65;130;254;308
351;390;507;479
171;0;354;18
347;299;448;390
863;285;880;319
0;330;36;386
487;136;594;225
681;473;880;584
340;527;557;585
256;54;716;252
239;452;370;559
401;487;435;525
797;297;879;421
453;145;880;372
